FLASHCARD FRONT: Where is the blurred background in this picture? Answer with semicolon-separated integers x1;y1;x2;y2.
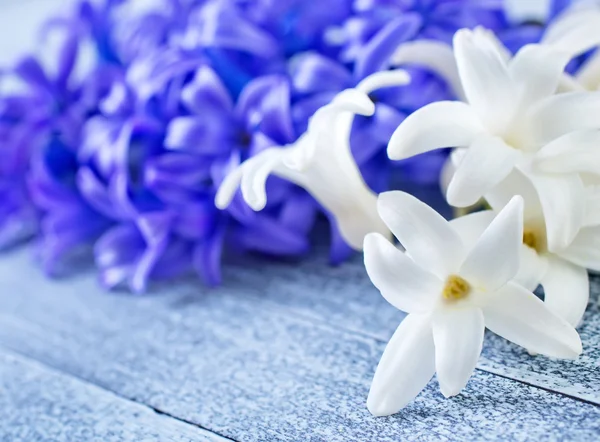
0;0;62;66
0;0;557;68
0;0;571;292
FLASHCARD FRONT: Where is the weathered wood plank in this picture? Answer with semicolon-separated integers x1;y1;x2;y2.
0;348;231;442
223;241;600;404
0;248;598;441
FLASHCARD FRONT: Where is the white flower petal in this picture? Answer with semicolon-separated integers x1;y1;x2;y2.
483;282;582;359
216;149;304;211
215;165;245;209
450;210;496;251
391;40;465;100
241;149;287;210
377;191;465;278
300;88;376;171
453;28;516;133
447;135;519;208
282;133;317;171
327;193;389;251
440;148;468;195
541;256;589;327
471;27;512;63
367;313;435;416
363;233;442;313
439;156;456;197
508;44;569;107
451;205;547;292
524;171;585;252
514;245;548;292
484;169;543;222
529;92;600;145
311;89;375;133
584;187;600;227
432;307;484;398
542;7;600;59
459;196;523;291
356;69;411;94
334;70;410;171
387;101;484;161
559;225;600;271
535;130;600;176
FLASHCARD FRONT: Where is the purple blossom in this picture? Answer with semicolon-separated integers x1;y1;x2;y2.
194;0;353;57
0;96;39;249
76;49;317;291
290;14;451;189
331;0;506;64
75;0;353;93
0;0;579;291
75;0;194;65
28;138;112;275
2;27;117;275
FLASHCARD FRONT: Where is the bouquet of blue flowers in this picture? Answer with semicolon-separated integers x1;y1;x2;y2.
0;0;574;293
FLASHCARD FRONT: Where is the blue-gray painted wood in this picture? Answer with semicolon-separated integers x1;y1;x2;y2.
0;248;599;441
0;348;230;442
224;245;600;404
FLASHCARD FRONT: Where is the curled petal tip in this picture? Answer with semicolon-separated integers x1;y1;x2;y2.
356;70;411;95
246;196;267;212
215;165;247;210
332;89;375;116
215;180;238;210
241;173;271;211
214;192;230;210
240;176;268;211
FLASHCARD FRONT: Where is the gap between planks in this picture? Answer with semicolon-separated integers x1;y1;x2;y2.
0;343;236;442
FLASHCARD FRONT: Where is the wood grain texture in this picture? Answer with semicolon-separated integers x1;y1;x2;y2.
0;248;599;441
224;245;600;404
0;348;230;442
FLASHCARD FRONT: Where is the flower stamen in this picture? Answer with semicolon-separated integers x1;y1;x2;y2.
442;275;471;301
523;229;539;252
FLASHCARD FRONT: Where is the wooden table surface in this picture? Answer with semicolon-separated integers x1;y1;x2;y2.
0;235;599;441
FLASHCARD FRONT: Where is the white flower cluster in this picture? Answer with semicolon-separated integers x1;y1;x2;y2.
216;4;600;417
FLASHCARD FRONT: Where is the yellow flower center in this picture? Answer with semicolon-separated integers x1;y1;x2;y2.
523;229;539;252
442;275;471;301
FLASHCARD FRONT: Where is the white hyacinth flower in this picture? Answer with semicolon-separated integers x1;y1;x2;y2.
388;27;600;251
452;170;600;327
364;191;582;417
215;70;410;250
